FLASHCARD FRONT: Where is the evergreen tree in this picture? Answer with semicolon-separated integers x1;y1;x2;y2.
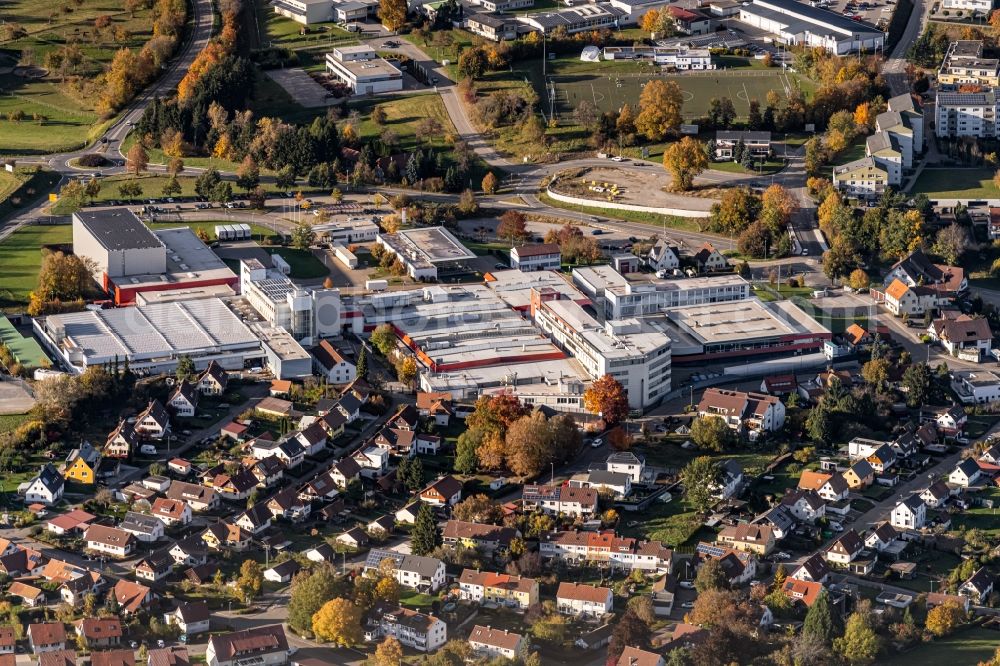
356;347;368;379
411;503;440;556
803;590;837;644
405;153;421;184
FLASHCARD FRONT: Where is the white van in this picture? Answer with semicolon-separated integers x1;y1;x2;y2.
140;444;158;455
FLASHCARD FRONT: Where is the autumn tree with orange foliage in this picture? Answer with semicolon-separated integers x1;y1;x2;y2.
583;375;629;426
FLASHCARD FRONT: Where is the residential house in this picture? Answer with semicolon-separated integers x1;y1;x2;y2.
329;457;362;489
826;530;864;566
166;481;219;512
120;512;165;543
220;422;248;442
28;623;66;654
46;509;96;536
442;521;519;554
352;446;389;479
867;444;897;475
920;481;952;509
201;522;251;552
883;279;942;317
419;476;463;506
24;464;65;506
458;570;539;610
134;549;174;582
388;404;419;431
884;249;967;298
692;243;729;272
251;440;304;471
395;502;421;525
167;382;199;418
63;442;100;485
616;648;664;666
848;437;887;459
950;458;983;487
195;361;228;395
716;523;775;556
926;405;968;436
205;626;288;666
468;625;527;661
0;626;14;654
148;648;189;666
266;487;312;522
864;522;899;552
111;579;152;616
294;423;328;456
305;542;336;564
890;494;926;530
74;618;122;649
509;243;561;272
760;374;798;396
85;525;135;558
91;650;134;666
982;444;1000;465
8;581;44;607
647;240;680;272
255;397;293;418
365;550;447;592
335;393;363;423
168;535;208;567
928;315;992;360
713;459;745;500
151;498;192;527
797;471;849;502
251;456;285;489
927;592;971;613
168;458;192;476
780;489;826;523
751;505;796;540
606;452;646;483
521;484;598;517
556;582;613;617
298;472;340;503
366;604;446;653
843;459;875;489
104;420;138;459
416;392;454;426
135;400;170;439
792;553;831;584
234;503;272;535
781;578;824;608
335;527;370;549
539;531;674;572
714;130;771;159
312;340;357;384
573;470;632;498
263;560;301;584
698;388;786;437
959;567;994;604
694;543;757;586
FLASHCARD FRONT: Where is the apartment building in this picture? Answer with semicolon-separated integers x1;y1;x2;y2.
935;91;999;138
458;570;539;610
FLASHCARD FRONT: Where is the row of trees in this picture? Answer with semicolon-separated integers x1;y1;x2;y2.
707;183;796;259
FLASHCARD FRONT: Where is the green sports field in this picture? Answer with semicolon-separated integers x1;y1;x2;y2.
545;69;807;121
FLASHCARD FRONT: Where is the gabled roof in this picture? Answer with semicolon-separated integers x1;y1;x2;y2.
869;522;898;543
113;580;151;614
28;622;66;645
33;463;65;494
138;400;170;426
206;626;287;661
922;480;950;500
557;581;612;603
313;339;350;372
963;566;993;593
885;278;911;301
848;459;874;479
442;520;517;545
198;360;228;388
796;553;830;581
512;243;560;258
74;618;122;641
120;512;164;536
85;524;135;548
422;475;462;498
781;578;823;607
169;381;199;408
469;625;524;652
897;493;925;512
147;648;189;666
954;457;981;478
829;530;863;555
38;652;75;666
90;650;134;666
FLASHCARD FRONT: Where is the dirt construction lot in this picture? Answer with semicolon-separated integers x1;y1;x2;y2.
550;167;715;212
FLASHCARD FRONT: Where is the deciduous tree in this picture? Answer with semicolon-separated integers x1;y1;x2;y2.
127;142;148;175
833;603;880;665
481;171;498;195
582;375;629;425
663;137;708;191
370;324;397;356
372;637;403;666
635;80;683;141
693;558;728;594
690;415;733;452
312;597;363;646
926;599;967;637
497;210;529;246
682;456;720;514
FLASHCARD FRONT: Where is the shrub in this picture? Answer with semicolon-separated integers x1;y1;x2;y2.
77;154;108;167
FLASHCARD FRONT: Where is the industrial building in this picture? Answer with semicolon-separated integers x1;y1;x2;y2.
72;211;238;305
530;289;672;409
325;46;403;95
601;46;714;69
272;0;376;24
737;0;883;54
572;266;751;320
375;227;476;280
33;299;264;376
659;298;831;363
239;259;351;344
312;217;380;244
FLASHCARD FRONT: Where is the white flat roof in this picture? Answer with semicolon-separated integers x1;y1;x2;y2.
44;298;259;364
663;298;828;347
118;226;236;289
485;269;589;309
395;227;477;263
424;357;590;392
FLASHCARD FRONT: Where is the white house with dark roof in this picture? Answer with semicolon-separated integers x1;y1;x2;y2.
791;553;830;583
959;567;993;604
205;625;287;666
890;494;926;530
864;522;898;552
920;481;952;509
23;464;65;506
167;382;199;418
949;458;982;487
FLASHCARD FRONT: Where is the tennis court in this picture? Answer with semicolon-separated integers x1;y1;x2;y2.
543;68;804;121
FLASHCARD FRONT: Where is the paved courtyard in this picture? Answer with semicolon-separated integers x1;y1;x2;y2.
265;68;334;108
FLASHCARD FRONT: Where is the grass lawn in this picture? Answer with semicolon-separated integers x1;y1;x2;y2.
709;159;786;176
0;0;171;154
0;168;61;224
536;192;703;232
0;413;31;436
398;589;438;609
0;224;72;310
884;626;1000;666
911;168;1000;199
621;494;705;547
964;415;996;441
120;134;247;174
265;248;328;279
826;135;868;171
